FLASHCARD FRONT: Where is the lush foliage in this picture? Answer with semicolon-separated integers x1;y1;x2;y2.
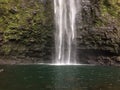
97;0;120;26
0;0;54;58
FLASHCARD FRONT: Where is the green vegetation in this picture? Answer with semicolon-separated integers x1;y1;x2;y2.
96;0;120;26
101;0;120;17
0;0;54;59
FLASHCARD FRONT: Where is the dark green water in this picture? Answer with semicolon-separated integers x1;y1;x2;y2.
0;65;120;90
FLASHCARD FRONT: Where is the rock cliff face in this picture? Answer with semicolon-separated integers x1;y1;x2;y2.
77;0;120;65
0;0;120;65
0;0;54;63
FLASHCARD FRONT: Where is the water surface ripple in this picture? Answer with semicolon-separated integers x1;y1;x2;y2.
0;65;120;90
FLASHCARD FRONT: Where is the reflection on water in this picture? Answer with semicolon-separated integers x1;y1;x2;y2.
0;65;120;90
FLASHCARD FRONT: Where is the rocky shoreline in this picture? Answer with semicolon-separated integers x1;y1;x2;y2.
87;56;120;66
0;57;50;65
0;55;120;66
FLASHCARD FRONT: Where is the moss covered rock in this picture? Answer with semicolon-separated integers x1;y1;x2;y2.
77;0;120;65
0;0;54;61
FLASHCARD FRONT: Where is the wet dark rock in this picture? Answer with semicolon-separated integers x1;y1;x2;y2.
9;8;18;14
0;69;4;72
116;56;120;62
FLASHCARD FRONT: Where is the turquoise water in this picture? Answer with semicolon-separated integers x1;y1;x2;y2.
0;65;120;90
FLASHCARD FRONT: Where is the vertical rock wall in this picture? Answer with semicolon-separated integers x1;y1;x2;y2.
0;0;54;63
0;0;120;65
77;0;120;65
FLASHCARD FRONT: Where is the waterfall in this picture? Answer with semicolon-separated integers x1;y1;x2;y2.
54;0;81;64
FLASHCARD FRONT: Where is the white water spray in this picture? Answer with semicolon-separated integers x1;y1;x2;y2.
54;0;81;64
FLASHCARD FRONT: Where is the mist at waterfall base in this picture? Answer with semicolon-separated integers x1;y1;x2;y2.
1;65;120;90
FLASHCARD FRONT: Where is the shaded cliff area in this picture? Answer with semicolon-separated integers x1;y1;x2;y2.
0;0;120;65
77;0;120;65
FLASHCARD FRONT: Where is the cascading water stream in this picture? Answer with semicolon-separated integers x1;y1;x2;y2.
54;0;81;64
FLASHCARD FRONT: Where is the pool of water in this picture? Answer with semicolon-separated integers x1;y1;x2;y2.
0;65;120;90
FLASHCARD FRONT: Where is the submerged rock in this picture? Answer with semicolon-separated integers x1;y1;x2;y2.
0;69;4;72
